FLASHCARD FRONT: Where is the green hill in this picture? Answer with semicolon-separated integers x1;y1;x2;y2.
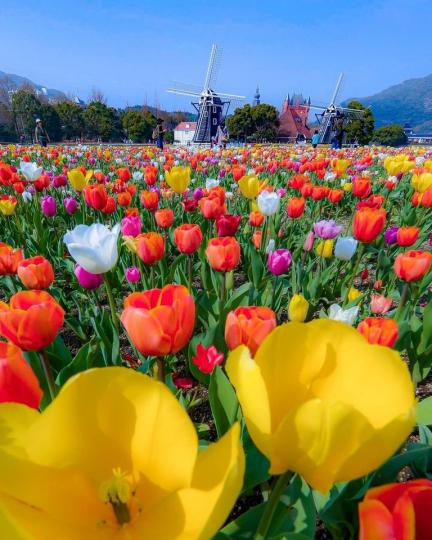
343;74;432;133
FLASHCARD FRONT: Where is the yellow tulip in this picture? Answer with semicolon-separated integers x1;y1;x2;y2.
288;294;309;322
227;320;415;493
85;170;94;182
316;239;334;258
122;235;138;254
0;368;244;538
348;287;362;302
0;199;17;216
332;159;350;175
165;166;191;193
238;174;261;199
411;172;432;193
67;169;89;192
343;182;352;192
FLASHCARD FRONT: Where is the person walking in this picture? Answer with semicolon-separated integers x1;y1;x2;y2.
153;118;165;150
34;118;50;147
311;130;320;148
216;121;228;149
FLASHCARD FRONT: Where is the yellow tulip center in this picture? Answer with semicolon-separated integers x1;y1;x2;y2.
99;468;133;525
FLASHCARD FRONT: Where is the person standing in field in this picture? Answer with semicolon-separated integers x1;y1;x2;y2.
153;118;165;150
34;118;50;147
311;130;320;148
216;121;228;149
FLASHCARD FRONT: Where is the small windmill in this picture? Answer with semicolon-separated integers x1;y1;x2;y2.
309;73;365;144
167;44;245;144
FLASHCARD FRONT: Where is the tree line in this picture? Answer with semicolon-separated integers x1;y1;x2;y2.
0;84;193;143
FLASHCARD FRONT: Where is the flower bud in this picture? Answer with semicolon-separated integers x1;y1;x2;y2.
288;294;309;322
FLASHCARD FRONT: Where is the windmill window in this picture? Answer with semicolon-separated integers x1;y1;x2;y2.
213;107;217;113
213;118;217;125
204;110;208;117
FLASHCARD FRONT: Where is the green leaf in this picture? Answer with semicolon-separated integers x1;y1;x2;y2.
223;282;251;314
417;397;432;425
209;366;239;437
242;430;271;493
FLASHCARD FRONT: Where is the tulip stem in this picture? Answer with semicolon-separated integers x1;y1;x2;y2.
270;276;278;313
155;357;165;382
39;351;57;402
103;274;119;331
188;255;193;291
343;243;364;306
254;471;293;540
220;272;226;312
394;283;409;322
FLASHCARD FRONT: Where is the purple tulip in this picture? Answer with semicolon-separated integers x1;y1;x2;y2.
219;169;226;178
193;187;204;201
64;197;78;215
27;185;36;195
41;195;57;217
313;219;343;239
74;264;103;290
276;188;287;198
125;266;141;283
121;215;141;237
267;249;292;275
384;225;399;245
303;231;315;252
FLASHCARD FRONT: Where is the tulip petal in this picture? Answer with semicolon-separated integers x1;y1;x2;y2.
226;345;272;457
358;499;396;540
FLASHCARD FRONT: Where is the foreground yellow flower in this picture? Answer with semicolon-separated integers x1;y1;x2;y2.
165;166;191;193
0;367;244;539
67;168;89;192
238;174;261;199
411;172;432;193
316;239;334;258
226;320;415;493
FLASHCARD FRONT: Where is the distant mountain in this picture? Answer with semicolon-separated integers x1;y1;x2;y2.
125;104;197;121
0;70;67;101
343;74;432;133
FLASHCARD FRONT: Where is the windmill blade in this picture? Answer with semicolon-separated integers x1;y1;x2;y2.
169;80;203;94
330;73;344;105
213;91;246;99
203;44;222;91
167;89;202;97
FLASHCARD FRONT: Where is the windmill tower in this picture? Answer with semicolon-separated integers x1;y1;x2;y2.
309;73;365;144
167;44;245;143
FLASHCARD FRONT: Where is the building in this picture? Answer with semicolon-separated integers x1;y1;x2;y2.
174;122;197;145
278;94;312;142
253;85;260;106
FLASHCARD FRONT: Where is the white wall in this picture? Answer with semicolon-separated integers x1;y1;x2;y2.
174;129;196;145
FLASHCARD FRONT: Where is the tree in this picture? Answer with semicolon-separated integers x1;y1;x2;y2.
89;87;107;105
40;103;62;142
0;103;17;141
11;88;42;140
344;100;375;144
121;109;156;142
227;103;279;142
371;124;408;147
55;101;85;140
84;101;122;141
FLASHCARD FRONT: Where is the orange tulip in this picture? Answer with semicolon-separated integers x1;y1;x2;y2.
0;341;42;408
102;196;116;214
352;177;371;199
225;306;276;357
121;284;195;356
396;226;419;247
357;317;399;348
205;237;240;272
0;290;64;351
287;196;305;218
117;167;131;182
83;184;108;210
155;208;174;229
140;190;159;211
199;196;226;220
359;479;432;540
370;294;392;315
353;208;386;243
394;250;432;282
249;211;264;227
252;230;262;249
117;191;132;207
0;243;23;275
17;256;54;289
136;232;165;265
174;224;203;254
328;188;344;203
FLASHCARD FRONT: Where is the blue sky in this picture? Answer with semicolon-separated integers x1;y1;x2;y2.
1;0;431;112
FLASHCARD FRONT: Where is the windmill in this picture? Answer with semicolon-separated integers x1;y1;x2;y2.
167;44;245;144
309;73;365;144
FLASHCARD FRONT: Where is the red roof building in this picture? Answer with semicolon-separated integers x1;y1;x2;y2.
278;94;312;142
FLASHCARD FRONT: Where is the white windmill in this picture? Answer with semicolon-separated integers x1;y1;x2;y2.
309;73;365;144
167;44;245;143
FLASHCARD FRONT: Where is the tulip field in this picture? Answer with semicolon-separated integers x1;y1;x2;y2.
1;142;432;539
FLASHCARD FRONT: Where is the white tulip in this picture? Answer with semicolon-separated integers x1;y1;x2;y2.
19;161;43;182
64;223;121;274
132;171;143;182
22;191;33;203
334;237;358;261
328;304;359;325
206;178;220;189
266;239;275;254
257;191;280;216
